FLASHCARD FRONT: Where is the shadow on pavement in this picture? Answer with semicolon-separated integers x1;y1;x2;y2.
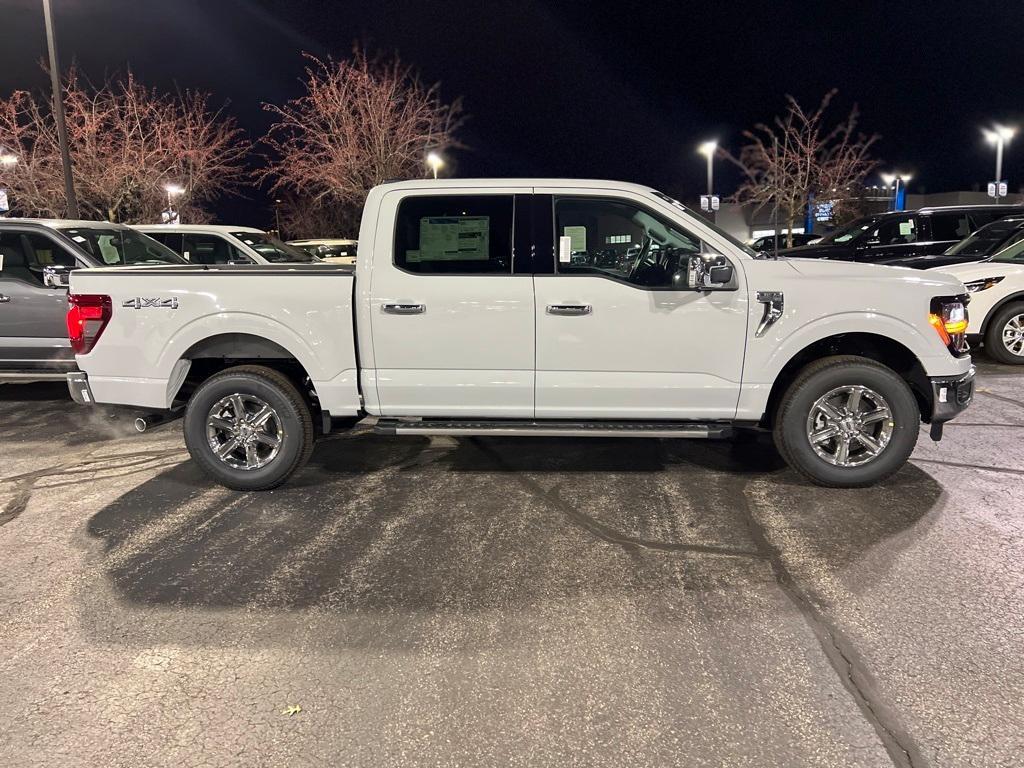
85;432;942;630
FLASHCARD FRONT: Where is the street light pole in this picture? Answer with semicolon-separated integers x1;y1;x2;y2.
42;0;79;219
984;125;1016;205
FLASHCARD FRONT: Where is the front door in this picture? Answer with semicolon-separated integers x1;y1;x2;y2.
0;230;81;370
533;193;748;420
367;189;536;417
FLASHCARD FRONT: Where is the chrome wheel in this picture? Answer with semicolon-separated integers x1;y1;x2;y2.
1001;313;1024;357
206;393;284;470
805;385;894;467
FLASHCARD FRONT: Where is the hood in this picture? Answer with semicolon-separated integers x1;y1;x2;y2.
928;260;1024;281
778;244;851;259
786;257;966;292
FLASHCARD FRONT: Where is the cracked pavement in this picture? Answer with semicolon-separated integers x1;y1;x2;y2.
1;358;1022;767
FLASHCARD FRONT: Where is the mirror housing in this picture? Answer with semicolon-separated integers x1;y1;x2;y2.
43;264;75;289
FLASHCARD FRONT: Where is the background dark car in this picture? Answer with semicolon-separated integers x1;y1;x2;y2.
781;205;1024;268
749;233;818;252
922;216;1024;269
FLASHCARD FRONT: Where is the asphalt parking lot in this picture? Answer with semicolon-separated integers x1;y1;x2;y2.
1;359;1022;768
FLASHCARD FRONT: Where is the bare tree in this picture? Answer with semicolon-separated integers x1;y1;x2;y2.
0;68;249;222
260;47;464;236
722;90;880;246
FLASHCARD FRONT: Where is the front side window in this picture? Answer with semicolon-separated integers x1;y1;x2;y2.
59;227;185;266
865;215;916;246
554;197;704;288
394;195;513;274
230;232;317;263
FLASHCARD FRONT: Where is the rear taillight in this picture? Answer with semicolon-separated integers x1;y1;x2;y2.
929;295;969;357
67;294;112;354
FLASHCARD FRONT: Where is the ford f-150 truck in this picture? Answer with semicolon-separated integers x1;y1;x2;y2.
65;179;975;490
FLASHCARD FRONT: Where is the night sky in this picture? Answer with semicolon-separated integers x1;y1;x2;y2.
2;0;1022;227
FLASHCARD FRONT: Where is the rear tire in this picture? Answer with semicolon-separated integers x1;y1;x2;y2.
773;356;920;488
983;301;1024;364
183;365;314;491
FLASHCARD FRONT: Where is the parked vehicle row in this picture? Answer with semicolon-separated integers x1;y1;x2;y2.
782;204;1024;268
63;179;975;491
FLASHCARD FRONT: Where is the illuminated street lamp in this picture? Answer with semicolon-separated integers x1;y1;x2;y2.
880;172;912;211
0;152;17;168
164;183;184;223
697;140;717;198
426;151;444;179
983;124;1016;204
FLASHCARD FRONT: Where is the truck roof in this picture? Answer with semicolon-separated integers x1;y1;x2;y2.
133;224;265;234
373;178;664;195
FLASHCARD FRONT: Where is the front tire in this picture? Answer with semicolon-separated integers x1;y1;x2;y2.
983;301;1024;364
773;356;920;488
183;365;314;491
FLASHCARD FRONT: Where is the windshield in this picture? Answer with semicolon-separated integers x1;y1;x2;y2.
231;232;318;263
945;220;1021;257
990;233;1024;263
815;216;879;245
59;227;186;266
650;191;758;257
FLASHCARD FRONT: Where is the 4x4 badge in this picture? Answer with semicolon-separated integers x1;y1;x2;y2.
122;297;179;309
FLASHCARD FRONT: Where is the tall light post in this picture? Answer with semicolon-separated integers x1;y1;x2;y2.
164;183;184;223
274;198;282;237
697;140;717;198
42;0;79;219
426;151;444;179
880;172;912;211
983;124;1016;204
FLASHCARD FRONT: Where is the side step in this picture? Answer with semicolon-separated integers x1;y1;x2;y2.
374;418;733;439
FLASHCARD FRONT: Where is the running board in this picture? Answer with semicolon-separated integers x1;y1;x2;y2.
374;418;733;439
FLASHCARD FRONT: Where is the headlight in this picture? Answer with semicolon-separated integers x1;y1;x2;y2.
929;296;970;356
964;276;1004;293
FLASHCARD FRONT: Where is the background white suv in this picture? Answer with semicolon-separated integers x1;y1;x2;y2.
135;224;321;265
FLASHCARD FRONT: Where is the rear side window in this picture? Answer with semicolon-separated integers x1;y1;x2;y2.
394;195;513;274
928;213;972;242
146;232;184;254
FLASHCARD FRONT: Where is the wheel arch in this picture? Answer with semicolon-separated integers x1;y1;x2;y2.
979;291;1024;335
760;333;932;428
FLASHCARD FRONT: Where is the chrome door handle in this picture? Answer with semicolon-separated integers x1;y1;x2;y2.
546;304;591;316
0;294;10;303
382;303;426;315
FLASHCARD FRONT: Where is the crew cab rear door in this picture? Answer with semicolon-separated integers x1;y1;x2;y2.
365;187;535;417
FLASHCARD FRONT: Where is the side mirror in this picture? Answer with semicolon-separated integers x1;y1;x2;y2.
677;254;735;291
43;264;75;289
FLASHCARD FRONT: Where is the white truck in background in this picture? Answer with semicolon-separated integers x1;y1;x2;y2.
66;179;974;490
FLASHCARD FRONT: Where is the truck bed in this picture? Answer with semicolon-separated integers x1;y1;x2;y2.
69;264;361;415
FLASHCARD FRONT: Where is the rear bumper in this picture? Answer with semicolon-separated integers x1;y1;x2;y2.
67;371;95;405
927;366;974;439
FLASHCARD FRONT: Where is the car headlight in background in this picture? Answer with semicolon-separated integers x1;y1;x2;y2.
964;276;1005;293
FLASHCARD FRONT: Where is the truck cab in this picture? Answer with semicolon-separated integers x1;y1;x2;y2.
66;179;975;490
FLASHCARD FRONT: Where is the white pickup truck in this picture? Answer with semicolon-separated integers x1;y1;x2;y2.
66;179;975;490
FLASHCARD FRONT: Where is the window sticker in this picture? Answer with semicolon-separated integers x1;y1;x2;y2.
564;225;587;252
899;221;914;236
409;216;490;262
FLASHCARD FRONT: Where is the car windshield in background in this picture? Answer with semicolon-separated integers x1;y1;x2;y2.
59;227;186;266
945;220;1022;257
990;235;1024;263
815;216;879;244
231;232;318;263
